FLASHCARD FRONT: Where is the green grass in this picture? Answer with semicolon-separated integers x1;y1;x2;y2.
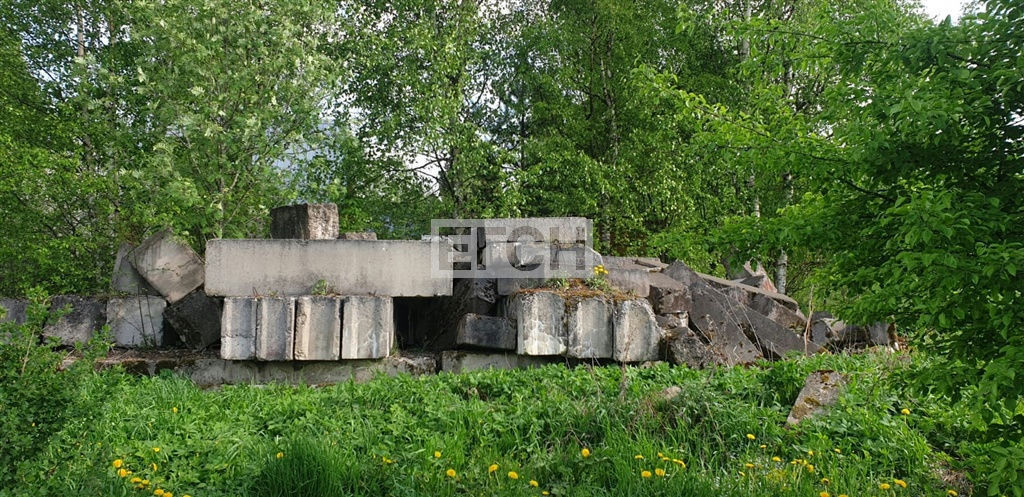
2;352;971;497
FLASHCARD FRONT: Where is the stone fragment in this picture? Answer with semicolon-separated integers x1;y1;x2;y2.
663;326;719;369
256;297;295;361
456;313;515;351
341;296;394;359
495;278;545;295
339;231;377;240
112;243;158;295
0;298;28;325
603;256;662;272
566;297;613;358
787;370;848;425
509;291;566;356
221;298;257;360
606;268;650;297
294;296;342;360
612;299;661;362
648;272;690;314
129;229;205;303
698;272;801;312
43;296;106;346
440;350;558;373
270;203;339;240
747;293;808;331
204;239;453;297
477;217;591;247
106;297;168;347
659;385;683;401
164;290;222;350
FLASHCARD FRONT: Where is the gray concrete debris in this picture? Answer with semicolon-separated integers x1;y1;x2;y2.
221;298;257;360
456;313;516;351
648;272;689;314
606;268;651;297
787;370;848;425
440;350;558;373
106;296;168;347
256;297;295;361
509;291;566;356
43;295;106;346
612;299;661;362
270;203;339;240
294;296;342;360
129;230;205;303
112;243;159;295
164;289;222;350
0;298;27;325
204;239;453;297
699;272;801;312
342;296;394;359
566;297;614;359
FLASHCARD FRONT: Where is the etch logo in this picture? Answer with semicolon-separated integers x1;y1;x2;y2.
429;218;597;279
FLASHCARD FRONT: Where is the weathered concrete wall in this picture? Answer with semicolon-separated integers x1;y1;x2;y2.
205;239;452;297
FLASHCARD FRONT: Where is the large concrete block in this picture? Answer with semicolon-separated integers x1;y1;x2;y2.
221;298;257;360
342;296;393;359
509;291;565;356
440;350;558;373
477;217;591;247
0;298;28;325
164;290;222;349
106;297;168;347
129;230;205;303
204;239;452;297
648;272;690;314
256;297;295;361
455;314;515;351
566;297;613;358
787;370;847;425
295;296;342;360
612;299;661;362
43;296;106;346
339;231;377;240
270;203;339;240
112;243;159;295
606;268;650;297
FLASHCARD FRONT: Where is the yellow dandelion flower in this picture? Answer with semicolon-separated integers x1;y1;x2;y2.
759;444;767;449
118;468;128;478
131;477;142;484
165;493;173;497
821;477;830;485
641;470;652;478
672;459;686;469
894;479;907;488
508;471;519;480
634;454;644;460
772;456;782;462
276;452;284;459
446;468;456;478
880;483;892;490
112;459;123;469
657;452;664;458
489;464;499;473
142;479;150;486
154;490;164;496
529;480;539;487
834;448;842;454
172;407;178;414
151;463;158;472
900;408;910;416
581;448;591;458
739;471;746;477
947;491;958;496
839;494;849;497
820;492;830;497
808;450;815;456
806;464;815;473
434;451;442;459
655;468;666;477
152;447;160;453
542;492;550;496
744;463;755;469
746;434;756;440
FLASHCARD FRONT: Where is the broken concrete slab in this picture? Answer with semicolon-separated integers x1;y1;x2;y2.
566;297;613;359
509;291;566;356
204;239;453;297
0;298;27;325
163;290;221;350
456;313;515;351
112;243;159;295
612;299;660;362
221;298;257;360
496;278;545;295
43;295;106;346
747;293;808;331
648;272;690;314
270;203;339;240
339;231;377;240
256;297;295;361
440;350;559;373
606;268;650;297
699;272;801;312
294;296;342;360
341;296;394;359
106;296;168;347
787;370;848;425
477;217;591;247
129;230;205;303
663;327;719;369
604;256;663;272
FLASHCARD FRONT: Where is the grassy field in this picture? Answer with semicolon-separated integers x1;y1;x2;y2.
0;348;976;497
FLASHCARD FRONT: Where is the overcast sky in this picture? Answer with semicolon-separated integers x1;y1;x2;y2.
921;0;969;21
